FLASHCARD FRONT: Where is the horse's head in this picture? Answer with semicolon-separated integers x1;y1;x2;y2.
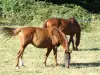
49;27;71;68
64;51;72;68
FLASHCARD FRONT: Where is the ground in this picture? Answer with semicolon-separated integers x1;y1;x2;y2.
0;28;100;75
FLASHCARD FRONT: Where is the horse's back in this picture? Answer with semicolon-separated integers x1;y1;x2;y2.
20;27;48;35
27;27;52;48
59;18;80;34
44;18;62;28
44;18;80;30
67;18;80;27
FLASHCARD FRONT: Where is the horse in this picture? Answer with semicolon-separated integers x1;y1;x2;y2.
0;26;71;69
43;18;81;50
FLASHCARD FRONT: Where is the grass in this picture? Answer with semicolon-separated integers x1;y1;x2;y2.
0;26;100;75
0;1;92;30
0;1;100;75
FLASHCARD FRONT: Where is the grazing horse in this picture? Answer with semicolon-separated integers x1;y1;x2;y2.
0;26;71;69
43;18;81;50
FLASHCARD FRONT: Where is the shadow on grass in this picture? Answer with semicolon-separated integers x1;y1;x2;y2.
70;62;100;68
79;48;100;51
60;62;100;68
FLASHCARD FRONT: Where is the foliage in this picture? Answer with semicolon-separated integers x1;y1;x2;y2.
0;0;99;31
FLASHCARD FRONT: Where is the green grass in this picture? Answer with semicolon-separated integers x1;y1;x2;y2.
0;1;92;30
0;27;100;75
0;1;100;75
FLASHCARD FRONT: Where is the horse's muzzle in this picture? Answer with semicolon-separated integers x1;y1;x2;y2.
64;52;71;68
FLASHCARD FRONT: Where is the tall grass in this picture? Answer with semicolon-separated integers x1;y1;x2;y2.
0;0;100;31
0;0;93;30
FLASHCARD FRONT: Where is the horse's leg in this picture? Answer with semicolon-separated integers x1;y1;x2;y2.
71;35;75;50
44;48;52;66
75;31;81;51
53;47;58;66
19;52;24;67
69;35;75;50
68;35;71;49
16;45;27;69
64;52;71;68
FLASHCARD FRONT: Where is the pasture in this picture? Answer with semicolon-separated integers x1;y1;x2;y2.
0;25;100;75
0;1;100;75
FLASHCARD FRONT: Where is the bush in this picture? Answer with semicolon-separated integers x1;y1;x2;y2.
0;0;96;31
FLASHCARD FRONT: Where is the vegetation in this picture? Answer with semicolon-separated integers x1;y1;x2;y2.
0;0;99;31
41;0;100;13
0;0;100;75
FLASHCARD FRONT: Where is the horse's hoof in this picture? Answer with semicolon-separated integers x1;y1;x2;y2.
43;62;47;67
56;63;59;66
16;67;20;70
22;65;25;68
73;47;76;51
76;48;79;51
65;66;70;68
73;48;79;51
65;65;70;68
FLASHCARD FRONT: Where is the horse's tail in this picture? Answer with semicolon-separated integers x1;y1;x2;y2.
0;27;21;41
75;28;81;50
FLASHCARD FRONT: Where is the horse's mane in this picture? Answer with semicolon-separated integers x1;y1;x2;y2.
42;21;47;28
51;27;68;51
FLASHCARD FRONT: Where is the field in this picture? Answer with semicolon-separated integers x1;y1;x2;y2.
0;1;100;75
0;25;100;75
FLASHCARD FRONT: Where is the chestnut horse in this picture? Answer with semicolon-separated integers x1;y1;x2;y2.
1;26;71;69
43;18;81;50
